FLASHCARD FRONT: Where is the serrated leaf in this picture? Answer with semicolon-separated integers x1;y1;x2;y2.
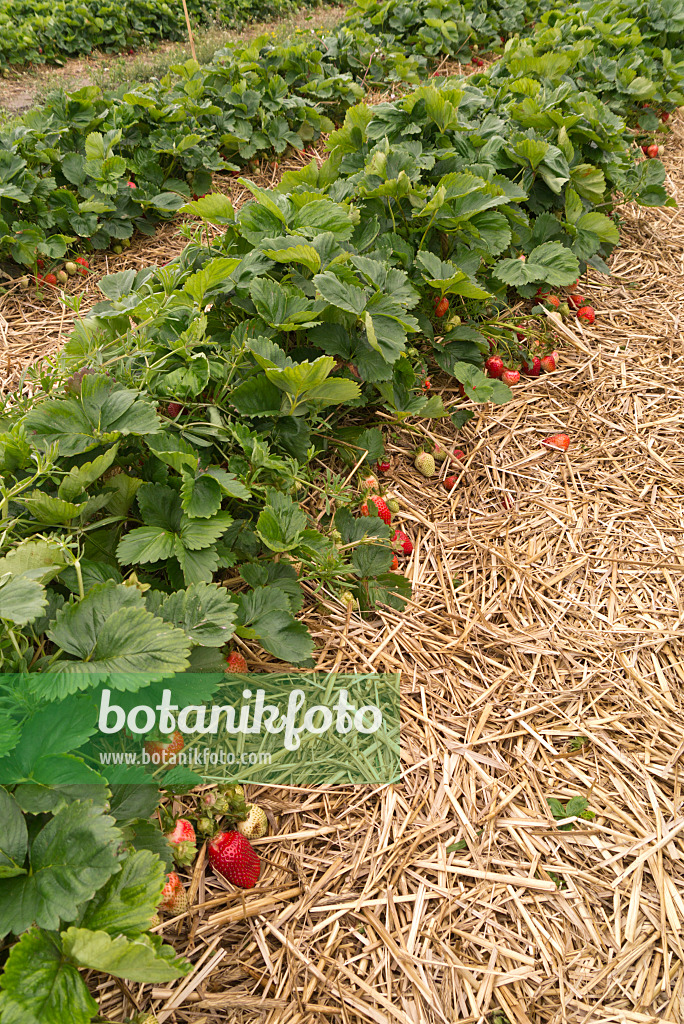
576;212;619;245
0;790;27;877
0;928;98;1024
58;444;119;502
238;586;313;664
18;492;84;525
183;257;241;303
0;542;65;587
155;583;237;647
61;928;189;982
80;849;165;937
0;575;47;625
117;526;177;564
262;243;321;275
46;581;190;683
313;271;367;314
180;473;222;518
25;375;160;457
0;800;121;937
0;698;98;780
146;433;198;474
494;242;579;288
256;490;307;553
179;193;235;224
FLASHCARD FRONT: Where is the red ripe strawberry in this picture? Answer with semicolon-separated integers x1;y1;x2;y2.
392;529;413;556
567;280;580;293
541;433;570;452
360;495;391;525
127;180;137;188
144;730;184;765
452;449;465;460
442;475;457;491
435;297;449;317
422;378;431;390
166;818;197;867
521;356;541;377
160;872;188;913
542;294;560;309
166;402;184;418
75;256;89;266
458;383;466;398
576;305;595;325
516;331;526;342
376;460;391;473
225;650;248;673
568;294;585;310
208;830;261;889
391;553;399;570
540;354;556;373
43;273;57;286
485;356;504;379
647;144;660;158
501;369;520;385
641;145;649;155
662;111;670;122
36;258;45;269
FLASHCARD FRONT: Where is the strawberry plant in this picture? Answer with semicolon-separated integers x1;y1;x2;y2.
0;782;190;1022
0;0;324;69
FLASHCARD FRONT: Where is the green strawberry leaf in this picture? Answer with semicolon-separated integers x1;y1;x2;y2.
0;575;47;625
79;849;165;937
45;581;190;690
61;928;190;982
0;928;98;1024
25;374;160;457
0;789;28;879
148;582;238;647
237;586;313;664
256;490;307;553
0;800;121;937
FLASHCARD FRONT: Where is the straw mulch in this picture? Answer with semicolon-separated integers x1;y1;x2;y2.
90;116;684;1023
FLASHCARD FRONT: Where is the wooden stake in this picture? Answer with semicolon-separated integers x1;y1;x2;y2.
181;0;197;61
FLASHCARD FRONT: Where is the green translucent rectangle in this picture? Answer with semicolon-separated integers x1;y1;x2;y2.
0;672;400;788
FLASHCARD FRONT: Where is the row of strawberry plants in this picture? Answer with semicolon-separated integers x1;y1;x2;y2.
0;0;323;69
0;0;681;1018
1;0;681;272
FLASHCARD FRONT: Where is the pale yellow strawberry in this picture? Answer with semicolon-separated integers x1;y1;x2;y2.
236;804;268;839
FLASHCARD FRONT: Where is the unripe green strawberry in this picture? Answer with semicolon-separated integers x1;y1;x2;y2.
197;815;215;835
386;498;400;513
340;590;355;607
358;472;379;493
64;261;78;276
558;302;570;318
236;803;268;839
56;270;68;284
414;451;435;477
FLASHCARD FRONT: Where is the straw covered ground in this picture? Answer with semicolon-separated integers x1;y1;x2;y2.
3;114;684;1024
